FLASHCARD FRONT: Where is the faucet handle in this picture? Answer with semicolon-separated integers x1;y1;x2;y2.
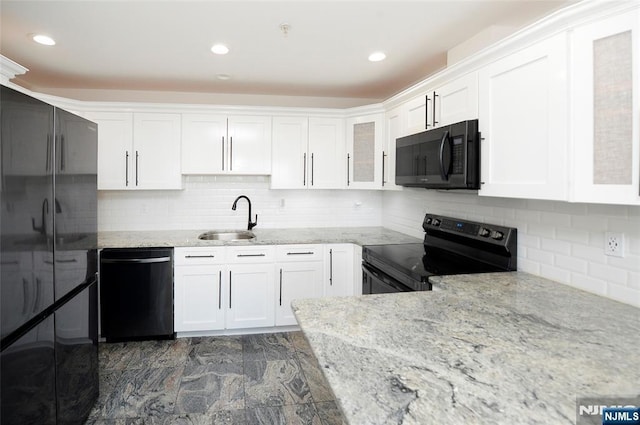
249;214;258;231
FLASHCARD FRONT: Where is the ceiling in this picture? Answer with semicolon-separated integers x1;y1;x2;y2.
1;1;575;107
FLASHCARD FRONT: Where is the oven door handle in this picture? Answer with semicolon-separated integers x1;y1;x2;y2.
362;263;412;293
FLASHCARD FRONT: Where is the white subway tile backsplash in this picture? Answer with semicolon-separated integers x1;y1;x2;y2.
539;264;571;284
541;238;571;255
554;254;588;274
588;262;628;286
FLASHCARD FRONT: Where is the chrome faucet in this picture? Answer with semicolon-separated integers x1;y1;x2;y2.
231;195;257;231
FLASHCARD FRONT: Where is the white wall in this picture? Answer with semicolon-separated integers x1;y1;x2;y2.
98;175;382;232
382;189;640;307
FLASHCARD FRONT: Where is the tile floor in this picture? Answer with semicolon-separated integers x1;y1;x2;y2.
85;332;347;425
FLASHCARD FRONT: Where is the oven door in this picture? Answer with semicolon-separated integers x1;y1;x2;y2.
362;263;414;294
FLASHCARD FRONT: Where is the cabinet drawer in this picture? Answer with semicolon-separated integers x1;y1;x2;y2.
227;246;275;263
175;247;226;265
276;244;323;262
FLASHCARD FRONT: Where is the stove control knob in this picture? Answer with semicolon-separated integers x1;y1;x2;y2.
425;217;432;225
432;219;441;226
490;230;504;240
478;227;490;237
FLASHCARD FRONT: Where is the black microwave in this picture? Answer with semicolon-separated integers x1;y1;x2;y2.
395;119;480;189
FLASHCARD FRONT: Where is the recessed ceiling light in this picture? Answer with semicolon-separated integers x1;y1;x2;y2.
368;52;386;62
32;34;56;46
216;74;231;80
211;44;229;55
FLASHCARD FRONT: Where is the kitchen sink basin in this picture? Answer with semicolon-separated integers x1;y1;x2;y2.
198;230;255;241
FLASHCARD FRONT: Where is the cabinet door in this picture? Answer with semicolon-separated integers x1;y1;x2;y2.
346;114;383;189
404;94;428;134
275;262;323;326
227;115;272;175
271;116;309;189
478;33;569;200
325;244;354;298
133;113;182;189
384;107;403;190
174;265;225;332
85;112;133;190
308;117;345;189
181;114;227;174
571;9;640;205
433;71;478;127
226;264;275;329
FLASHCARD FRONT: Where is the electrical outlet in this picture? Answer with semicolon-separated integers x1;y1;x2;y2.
605;232;624;257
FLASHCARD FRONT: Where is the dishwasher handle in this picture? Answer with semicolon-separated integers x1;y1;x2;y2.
101;257;171;264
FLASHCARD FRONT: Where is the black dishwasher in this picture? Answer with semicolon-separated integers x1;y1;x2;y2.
100;248;174;342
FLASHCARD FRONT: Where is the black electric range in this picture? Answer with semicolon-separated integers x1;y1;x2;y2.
362;214;517;294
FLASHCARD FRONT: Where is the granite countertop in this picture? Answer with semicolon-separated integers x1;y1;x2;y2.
98;227;421;248
292;272;640;425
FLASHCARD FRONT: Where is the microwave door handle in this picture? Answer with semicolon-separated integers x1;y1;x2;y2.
439;130;450;180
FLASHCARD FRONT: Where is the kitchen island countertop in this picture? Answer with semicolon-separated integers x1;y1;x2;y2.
98;226;421;248
292;272;640;425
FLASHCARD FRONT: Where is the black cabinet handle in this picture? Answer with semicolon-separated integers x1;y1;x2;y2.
237;253;266;257
347;154;350;186
329;249;333;286
125;151;129;186
382;151;387;187
425;95;431;129
218;271;222;309
221;136;225;171
230;136;233;171
46;134;52;172
286;252;314;256
229;271;232;308
433;91;438;126
303;153;306;186
135;150;139;186
184;255;215;258
311;153;314;186
279;269;283;306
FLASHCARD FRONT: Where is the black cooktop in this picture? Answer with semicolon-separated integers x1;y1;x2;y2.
362;214;517;288
363;243;504;283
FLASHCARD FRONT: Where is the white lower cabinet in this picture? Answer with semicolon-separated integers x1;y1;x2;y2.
226;246;276;329
275;245;324;326
174;243;357;334
174;247;226;332
226;264;275;329
325;244;354;297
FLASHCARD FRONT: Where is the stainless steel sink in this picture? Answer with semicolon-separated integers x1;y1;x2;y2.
198;230;256;241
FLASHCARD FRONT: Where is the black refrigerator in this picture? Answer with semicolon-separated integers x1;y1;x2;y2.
0;86;99;424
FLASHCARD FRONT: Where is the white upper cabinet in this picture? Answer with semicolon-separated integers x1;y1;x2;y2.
383;106;403;190
428;72;479;129
86;112;181;190
271;116;345;189
308;117;346;189
404;94;428;136
271;116;309;189
181;114;271;175
478;32;569;200
570;8;640;205
346;113;383;189
133;113;182;189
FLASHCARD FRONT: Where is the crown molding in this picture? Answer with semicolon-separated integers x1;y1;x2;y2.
0;55;28;84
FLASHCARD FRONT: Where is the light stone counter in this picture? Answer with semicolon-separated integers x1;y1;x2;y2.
292;272;640;425
98;227;421;248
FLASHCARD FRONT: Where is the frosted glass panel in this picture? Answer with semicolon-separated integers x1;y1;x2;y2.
353;122;375;182
593;31;632;184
